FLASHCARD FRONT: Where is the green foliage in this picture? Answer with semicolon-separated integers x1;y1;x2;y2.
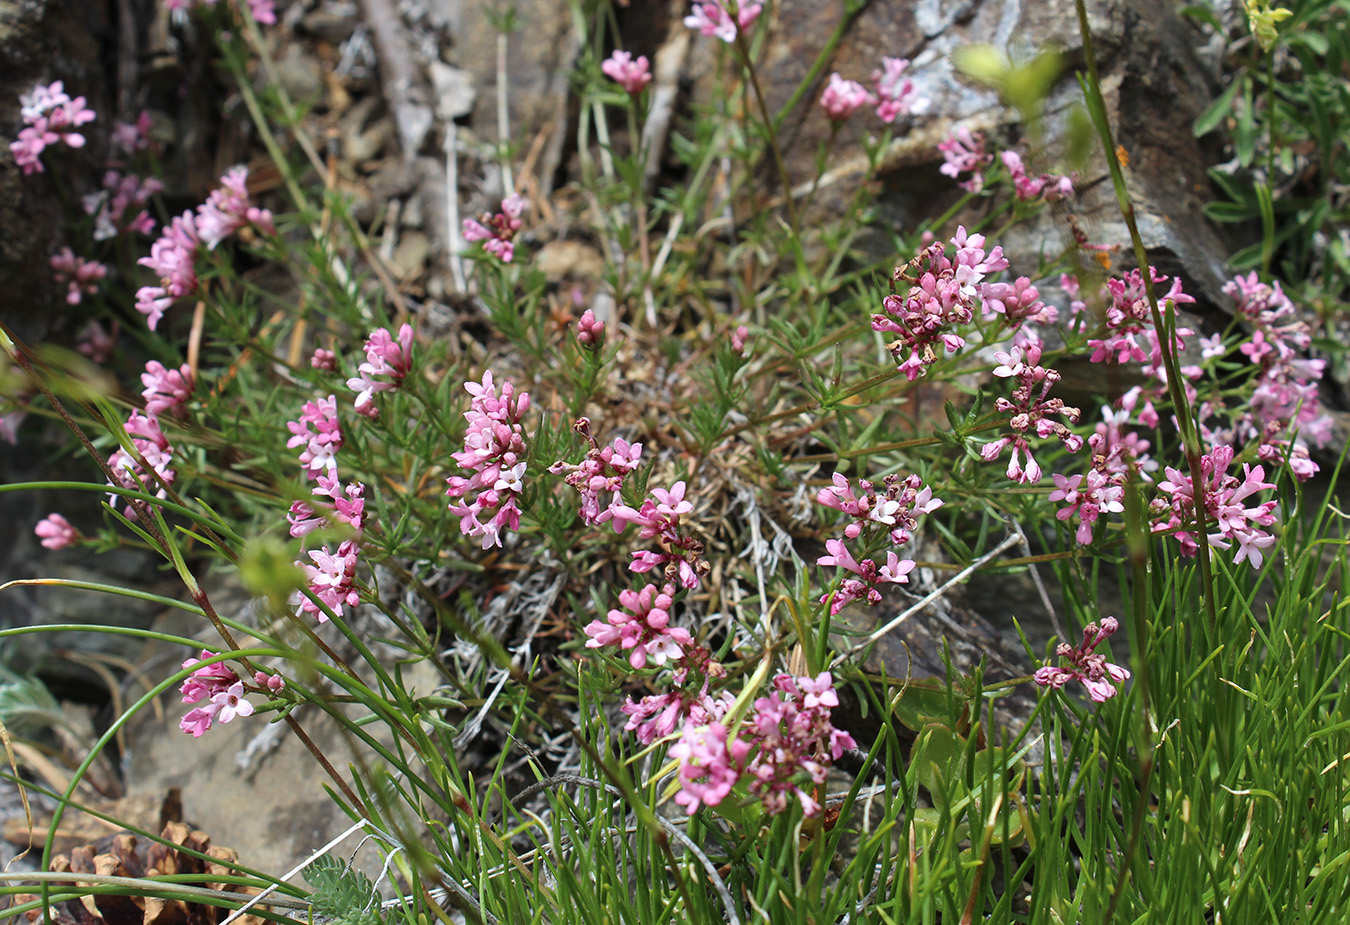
304;855;383;925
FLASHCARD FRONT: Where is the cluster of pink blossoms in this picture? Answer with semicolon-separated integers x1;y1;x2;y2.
610;481;710;590
939;129;1072;200
446;371;529;549
1033;618;1130;703
672;672;856;817
980;335;1084;485
684;0;762;42
49;248;107;305
1152;443;1278;568
463;194;525;263
86;170;163;240
1210;273;1332;480
141;360;195;417
872;226;1008;380
548;417;643;526
283;389;368;622
346;323;414;417
815;472;942;614
178;650;285;738
819;57;927;125
601;51;652;95
286;395;343;479
107;410;177;517
34;513;81;550
135;167;274;330
9;81;96;174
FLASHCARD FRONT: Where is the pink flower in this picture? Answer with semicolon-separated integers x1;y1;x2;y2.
34;513;80;549
9;81;95;174
684;0;762;43
671;721;751;814
601;50;652;95
111;110;153;156
576;309;605;347
141;360;194;417
1153;443;1278;568
1034;617;1131;702
49;249;107;304
85;171;163;240
445;371;529;548
76;320;118;364
609;481;708;588
196;166;274;249
288;475;366;539
346;323;414;414
286;395;343;479
311;348;337;371
873;57;926;122
817;538;915;614
937;127;991;193
135;211;200;330
1000;150;1073;201
979;338;1083;484
583;583;693;669
107;411;176;516
816;471;942;546
873;227;1007;380
248;0;277;24
463;194;526;262
549;418;643;526
179;651;256;736
295;539;361;621
819;73;875;122
731;325;751;355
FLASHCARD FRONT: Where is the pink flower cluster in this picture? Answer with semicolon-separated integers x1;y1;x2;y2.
938;127;992;192
1215;272;1332;479
179;651;285;738
610;481;710;590
107;410;177;517
9;81;95;175
1087;267;1195;368
463;194;525;263
671;672;856;817
446;371;529;549
282;389;368;623
286;395;343;479
684;0;762;42
815;472;942;614
575;310;605;347
346;323;414;416
288;473;366;539
584;583;691;669
50;248;107;305
141;360;194;417
873;57;926;123
34;513;81;550
1152;443;1278;568
978;275;1056;327
979;336;1084;484
548;417;643;526
601;51;652;95
1033;617;1130;702
196;166;276;249
820;58;927;125
85;171;162;240
1001;151;1074;201
872;226;1008;380
135;167;274;330
296;540;362;622
819;74;874;122
817;472;944;546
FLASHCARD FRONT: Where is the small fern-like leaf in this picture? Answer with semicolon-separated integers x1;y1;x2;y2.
304;855;381;925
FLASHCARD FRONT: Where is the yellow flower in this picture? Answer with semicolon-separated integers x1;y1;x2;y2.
1244;0;1294;52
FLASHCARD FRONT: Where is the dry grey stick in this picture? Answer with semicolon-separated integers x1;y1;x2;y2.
830;533;1022;669
356;0;433;160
